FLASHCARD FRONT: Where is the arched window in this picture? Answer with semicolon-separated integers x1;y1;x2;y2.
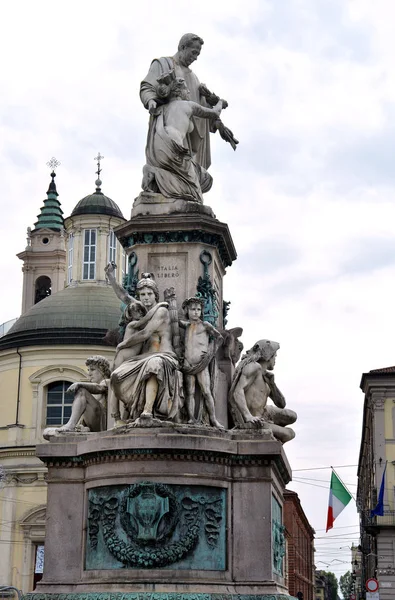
46;381;73;425
34;276;51;304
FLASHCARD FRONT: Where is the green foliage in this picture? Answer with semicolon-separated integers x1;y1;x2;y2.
321;571;338;600
339;571;354;600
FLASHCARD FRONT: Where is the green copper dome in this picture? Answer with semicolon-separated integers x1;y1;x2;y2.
34;171;64;231
71;179;124;219
0;285;121;350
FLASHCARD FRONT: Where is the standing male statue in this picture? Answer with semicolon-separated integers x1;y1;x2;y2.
140;33;238;195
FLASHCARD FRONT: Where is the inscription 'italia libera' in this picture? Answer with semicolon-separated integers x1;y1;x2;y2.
157;265;180;278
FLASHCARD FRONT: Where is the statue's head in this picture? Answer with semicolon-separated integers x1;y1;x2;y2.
124;300;147;323
86;355;111;381
177;33;204;67
171;77;190;100
136;273;160;308
250;339;280;370
182;296;205;321
157;73;190;102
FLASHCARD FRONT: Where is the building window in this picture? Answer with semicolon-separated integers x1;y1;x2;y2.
34;276;51;304
67;233;74;284
83;229;96;280
108;230;117;265
33;544;44;589
46;381;73;425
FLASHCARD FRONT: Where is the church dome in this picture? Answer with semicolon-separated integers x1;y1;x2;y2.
70;189;124;219
0;285;121;350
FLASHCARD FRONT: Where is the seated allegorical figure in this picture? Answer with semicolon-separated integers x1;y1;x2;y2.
228;339;297;443
142;71;224;203
105;263;183;426
43;355;111;439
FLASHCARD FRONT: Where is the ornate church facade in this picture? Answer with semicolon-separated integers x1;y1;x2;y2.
0;164;125;592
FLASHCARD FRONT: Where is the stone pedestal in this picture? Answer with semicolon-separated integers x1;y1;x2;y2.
115;196;236;331
30;428;295;600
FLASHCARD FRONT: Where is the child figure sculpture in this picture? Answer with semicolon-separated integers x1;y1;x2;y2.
109;299;147;426
180;297;224;429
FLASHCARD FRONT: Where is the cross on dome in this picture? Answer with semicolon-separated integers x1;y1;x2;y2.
94;152;104;191
46;157;61;172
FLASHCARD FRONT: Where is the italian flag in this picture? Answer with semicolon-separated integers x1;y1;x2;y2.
326;470;352;532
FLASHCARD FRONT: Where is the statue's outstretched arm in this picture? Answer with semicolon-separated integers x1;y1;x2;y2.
104;262;135;305
189;100;223;120
67;381;107;395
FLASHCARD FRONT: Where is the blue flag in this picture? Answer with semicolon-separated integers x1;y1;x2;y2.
371;462;387;517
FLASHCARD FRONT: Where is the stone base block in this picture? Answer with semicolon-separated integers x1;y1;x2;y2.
132;192;216;219
34;429;293;598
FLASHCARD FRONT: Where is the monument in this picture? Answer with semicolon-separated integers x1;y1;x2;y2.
28;33;297;600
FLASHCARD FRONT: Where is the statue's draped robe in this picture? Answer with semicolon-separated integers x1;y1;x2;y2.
140;57;213;200
145;105;205;203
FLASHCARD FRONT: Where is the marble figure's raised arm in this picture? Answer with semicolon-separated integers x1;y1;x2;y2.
104;262;135;305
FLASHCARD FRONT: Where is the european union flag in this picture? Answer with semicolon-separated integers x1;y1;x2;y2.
371;462;387;517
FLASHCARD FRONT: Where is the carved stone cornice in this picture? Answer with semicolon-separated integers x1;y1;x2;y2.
41;447;290;484
0;448;36;459
7;473;41;484
115;214;237;269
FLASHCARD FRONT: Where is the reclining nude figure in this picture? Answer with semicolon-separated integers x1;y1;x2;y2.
104;263;182;425
229;340;297;443
43;356;111;439
142;72;224;203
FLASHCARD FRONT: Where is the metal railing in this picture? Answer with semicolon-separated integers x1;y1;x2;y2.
0;319;17;338
361;509;395;527
0;587;22;600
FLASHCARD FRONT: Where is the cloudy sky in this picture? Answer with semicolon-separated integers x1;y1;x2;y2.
3;0;395;587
